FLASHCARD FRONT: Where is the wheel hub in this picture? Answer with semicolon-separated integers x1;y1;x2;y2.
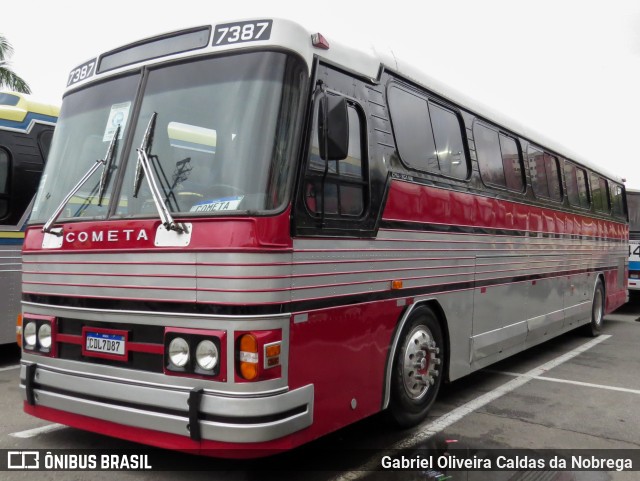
402;326;440;400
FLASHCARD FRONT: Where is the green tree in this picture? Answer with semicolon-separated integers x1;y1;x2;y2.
0;34;30;93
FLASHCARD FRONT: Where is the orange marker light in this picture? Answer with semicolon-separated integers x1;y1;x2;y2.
265;343;281;358
391;280;403;290
16;314;22;347
238;334;259;380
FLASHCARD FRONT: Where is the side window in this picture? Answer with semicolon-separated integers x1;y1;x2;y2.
591;173;610;212
305;101;366;217
500;134;524;192
474;122;523;191
576;167;590;208
564;162;579;206
38;129;54;162
474;123;504;186
0;148;9;219
543;153;562;201
388;85;468;179
610;183;625;218
529;146;561;201
529;147;548;198
429;102;467;179
564;162;590;209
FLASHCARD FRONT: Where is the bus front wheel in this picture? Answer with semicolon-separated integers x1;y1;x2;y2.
389;306;444;427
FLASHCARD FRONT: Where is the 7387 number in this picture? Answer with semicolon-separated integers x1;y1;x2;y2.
213;20;272;46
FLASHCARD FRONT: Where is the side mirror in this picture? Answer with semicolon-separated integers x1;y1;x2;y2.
318;95;349;161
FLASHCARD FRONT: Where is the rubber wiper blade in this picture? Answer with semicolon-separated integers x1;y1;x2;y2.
97;125;120;206
133;112;156;198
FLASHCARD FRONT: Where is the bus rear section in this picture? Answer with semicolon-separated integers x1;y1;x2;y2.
627;190;640;294
0;91;58;345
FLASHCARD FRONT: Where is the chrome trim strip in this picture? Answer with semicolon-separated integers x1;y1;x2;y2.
21;301;290;320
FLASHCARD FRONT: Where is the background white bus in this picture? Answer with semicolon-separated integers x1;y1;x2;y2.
628;189;640;295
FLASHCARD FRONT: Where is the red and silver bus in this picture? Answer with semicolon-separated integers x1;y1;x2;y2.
19;18;628;455
627;190;640;294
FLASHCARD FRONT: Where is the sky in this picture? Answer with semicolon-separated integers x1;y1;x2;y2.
3;0;640;189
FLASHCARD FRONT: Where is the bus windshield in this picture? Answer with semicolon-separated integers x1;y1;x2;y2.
30;51;306;224
628;192;640;233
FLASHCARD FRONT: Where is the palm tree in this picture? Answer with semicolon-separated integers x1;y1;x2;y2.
0;34;30;94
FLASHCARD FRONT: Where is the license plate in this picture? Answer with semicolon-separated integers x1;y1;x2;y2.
83;328;128;360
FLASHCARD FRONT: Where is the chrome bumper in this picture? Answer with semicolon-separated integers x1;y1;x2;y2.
20;362;313;443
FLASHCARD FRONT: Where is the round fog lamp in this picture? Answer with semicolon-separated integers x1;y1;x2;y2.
24;322;37;348
168;337;190;367
38;323;52;349
196;340;218;371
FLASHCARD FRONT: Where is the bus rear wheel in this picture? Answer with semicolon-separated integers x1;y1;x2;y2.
389;306;444;427
583;278;605;337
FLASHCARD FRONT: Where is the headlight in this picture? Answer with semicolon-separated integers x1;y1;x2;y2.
195;340;218;371
168;337;190;367
24;322;37;348
38;323;52;349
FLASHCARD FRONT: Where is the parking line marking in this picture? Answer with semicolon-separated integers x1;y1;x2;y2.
10;423;66;438
0;365;20;372
493;370;640;395
332;334;610;480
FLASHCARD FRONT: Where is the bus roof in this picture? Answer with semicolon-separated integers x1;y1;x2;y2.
0;91;59;132
63;17;623;184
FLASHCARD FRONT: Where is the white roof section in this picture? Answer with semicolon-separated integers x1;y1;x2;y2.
64;16;622;183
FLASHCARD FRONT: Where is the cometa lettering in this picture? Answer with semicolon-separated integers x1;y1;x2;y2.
65;229;149;244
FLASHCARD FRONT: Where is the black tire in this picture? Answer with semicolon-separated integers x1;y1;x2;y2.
389;306;445;428
583;278;605;337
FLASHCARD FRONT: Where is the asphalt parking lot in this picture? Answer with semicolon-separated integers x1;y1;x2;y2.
1;299;639;481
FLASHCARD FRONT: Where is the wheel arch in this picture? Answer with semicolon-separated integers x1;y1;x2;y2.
381;298;451;410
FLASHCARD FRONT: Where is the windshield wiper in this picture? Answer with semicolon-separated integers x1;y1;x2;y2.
133;112;186;233
42;128;121;235
97;125;119;206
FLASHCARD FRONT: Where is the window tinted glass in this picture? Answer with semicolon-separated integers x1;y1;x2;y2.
388;87;437;172
544;153;562;201
564;162;580;206
529;147;549;198
0;149;8;219
475;123;504;186
610;184;624;217
576;167;590;208
591;174;610;212
305;103;365;218
429;102;467;179
530;146;561;200
628;192;640;231
388;87;468;179
38;130;54;161
0;149;8;194
500;134;523;192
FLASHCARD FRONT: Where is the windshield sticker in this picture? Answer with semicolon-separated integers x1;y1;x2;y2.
103;102;131;142
190;196;244;212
